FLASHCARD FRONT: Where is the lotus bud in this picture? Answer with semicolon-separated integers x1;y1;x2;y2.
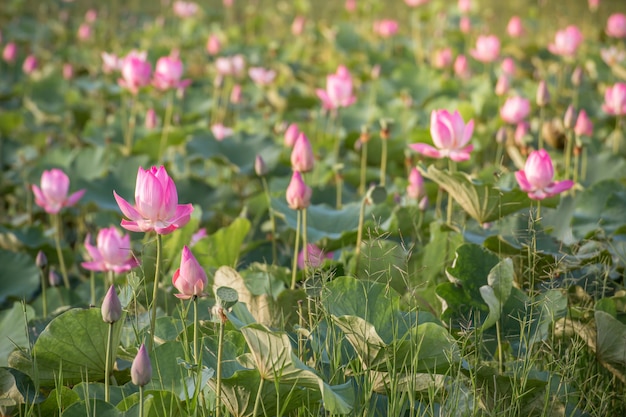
290;133;314;172
571;67;583;87
496;126;508;144
418;196;429;211
101;285;122;323
49;269;62;287
254;155;267;176
564;105;577;130
284;123;300;147
131;344;152;387
536;80;550;107
286;172;312;210
36;251;47;270
62;63;74;80
145;108;158;129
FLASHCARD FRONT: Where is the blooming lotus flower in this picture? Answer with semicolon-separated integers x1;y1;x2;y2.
432;48;453;69
206;35;221;55
548;26;583;58
101;285;122;323
297;244;333;269
215;55;245;77
22;55;37;74
507;16;525;37
172;246;207;299
500;96;531;124
470;35;500;63
515;149;574;200
101;52;121;74
118;50;152;94
211;123;234;141
316;65;356;110
77;23;92;41
153;51;191;91
404;0;430;6
2;42;17;63
286;172;312;210
131;344;152;387
113;166;193;234
373;19;399;38
284;123;300;147
574;109;593;137
454;55;471;79
406;167;425;200
606;13;626;38
602;82;626;116
409;109;474;162
345;0;356;12
248;67;276;86
32;169;85;214
173;1;199;18
290;133;314;172
82;226;139;273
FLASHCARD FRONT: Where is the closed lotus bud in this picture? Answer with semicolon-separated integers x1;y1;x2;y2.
131;344;152;387
286;171;312;210
571;67;583;87
145;108;159;129
290;133;314;172
536;80;550;107
101;285;122;323
564;105;577;130
254;155;267;176
418;196;429;211
36;251;47;270
49;269;62;287
496;126;508;144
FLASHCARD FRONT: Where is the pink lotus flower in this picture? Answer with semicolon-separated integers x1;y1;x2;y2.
501;58;516;76
223;0;234;7
291;16;306;36
153;51;191;91
85;9;98;23
588;0;599;11
410;109;474;162
206;35;221;55
345;0;356;12
215;55;245;77
406;167;425;200
548;26;583;58
248;67;276;86
290;133;314;172
101;285;122;323
458;0;472;13
172;246;207;299
297;244;333;269
145;108;159;129
459;16;471;33
2;42;17;63
114;166;193;235
507;16;525;37
316;65;356;110
432;48;453;69
404;0;430;7
284;123;300;147
82;226;139;273
470;35;500;63
77;23;92;41
190;227;207;246
101;52;121;74
131;344;152;387
286;171;312;210
602;82;626;116
606;13;626;38
32;169;85;214
173;1;199;18
22;55;37;74
211;123;234;140
62;63;74;80
230;84;242;103
373;19;399;38
515;149;574;200
454;55;471;79
574;109;593;137
118;51;152;94
500;96;531;124
495;74;510;96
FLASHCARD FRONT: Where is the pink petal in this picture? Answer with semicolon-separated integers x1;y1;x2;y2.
545;180;574;196
449;145;474;162
81;260;106;272
114;191;143;221
66;189;86;207
409;143;444;159
120;219;147;233
515;171;533;192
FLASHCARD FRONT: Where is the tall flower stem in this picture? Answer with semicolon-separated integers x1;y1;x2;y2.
261;176;277;264
564;129;575;180
138;385;144;417
301;208;309;275
335;167;343;210
354;193;368;274
215;310;225;417
90;271;96;306
379;137;388;187
104;321;114;402
159;92;174;162
359;140;368;196
538;107;546;149
148;234;162;352
613;116;623;155
124;97;138;156
52;213;70;289
446;159;457;225
39;267;48;318
290;210;302;290
252;376;265;417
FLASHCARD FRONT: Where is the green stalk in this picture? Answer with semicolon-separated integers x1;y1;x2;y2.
290;210;302;290
193;296;199;365
538;106;546;149
446;159;456;225
302;208;309;275
613;116;623;155
39;268;48;318
261;176;277;264
335;167;343;209
252;376;265;417
564;129;574;180
354;195;368;275
148;234;162;352
90;271;95;307
138;385;144;417
104;322;114;402
52;213;70;289
159;92;174;162
359;140;368;196
215;312;225;417
379;137;388;187
124;97;138;156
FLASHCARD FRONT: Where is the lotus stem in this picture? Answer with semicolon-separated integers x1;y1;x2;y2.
252;375;265;417
261;176;277;264
159;92;174;162
564;129;574;180
335;167;343;209
290;210;302;290
446;159;456;225
215;309;225;417
354;193;368;274
138;385;144;417
193;296;199;365
379;137;387;187
90;271;96;306
52;213;70;289
104;321;114;402
495;318;504;375
359;140;368;196
124;97;138;156
613;116;623;155
302;208;309;274
538;106;546;150
148;234;162;352
39;266;48;318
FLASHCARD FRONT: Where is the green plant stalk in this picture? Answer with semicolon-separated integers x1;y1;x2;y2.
124;97;138;156
446;159;456;225
335;167;343;209
613;116;623;155
538;106;546;149
359;140;368;196
564;129;574;180
138;385;144;417
261;176;277;264
40;268;48;318
252;376;265;417
104;322;114;402
379;137;387;187
302;208;309;274
53;213;70;289
495;319;504;374
193;296;199;365
354;195;367;274
582;146;588;182
148;234;162;352
159;92;174;162
90;271;96;307
215;312;225;417
290;210;302;290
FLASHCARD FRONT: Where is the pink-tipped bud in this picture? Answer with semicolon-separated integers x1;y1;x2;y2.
284;123;300;147
131;344;152;386
2;42;17;63
206;35;221;55
49;269;61;287
230;84;242;104
564;105;577;130
536;80;551;107
286;171;312;210
22;55;37;75
290;133;315;173
36;251;48;270
406;167;424;200
101;285;122;323
145;108;159;129
291;16;306;36
571;67;583;87
62;63;74;80
574;109;593;137
495;74;510;96
254;155;267;176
